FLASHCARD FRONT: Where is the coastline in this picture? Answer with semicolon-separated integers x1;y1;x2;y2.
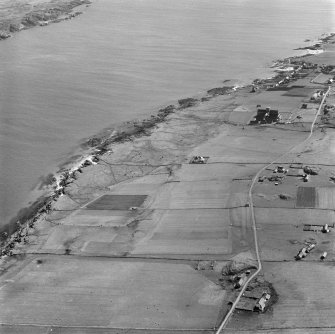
1;32;334;255
0;27;335;332
0;0;91;40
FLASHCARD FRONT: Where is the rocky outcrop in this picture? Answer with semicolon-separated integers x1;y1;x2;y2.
178;98;198;109
84;105;176;150
207;86;232;96
0;31;11;40
0;0;91;40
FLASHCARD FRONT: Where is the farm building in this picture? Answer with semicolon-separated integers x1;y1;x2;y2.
251;107;280;124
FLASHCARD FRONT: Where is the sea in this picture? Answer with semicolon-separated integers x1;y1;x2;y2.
0;0;334;228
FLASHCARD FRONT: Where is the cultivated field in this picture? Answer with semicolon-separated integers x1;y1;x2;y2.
296;186;316;207
132;208;233;256
0;256;225;330
316;186;335;209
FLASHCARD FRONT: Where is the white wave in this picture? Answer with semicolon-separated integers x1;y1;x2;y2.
305;49;324;55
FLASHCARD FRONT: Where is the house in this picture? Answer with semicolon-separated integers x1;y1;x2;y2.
233;288;272;312
253;107;279;124
296;247;307;260
255;293;271;312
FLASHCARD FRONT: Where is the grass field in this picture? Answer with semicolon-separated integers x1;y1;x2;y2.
316;187;335;209
86;195;147;210
227;329;335;334
61;209;134;227
255;207;335;226
0;326;214;334
132;209;232;256
0;256;225;329
282;86;315;97
151;180;248;209
40;225;117;254
228;262;335;331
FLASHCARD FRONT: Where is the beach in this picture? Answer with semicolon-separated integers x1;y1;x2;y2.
1;0;335;332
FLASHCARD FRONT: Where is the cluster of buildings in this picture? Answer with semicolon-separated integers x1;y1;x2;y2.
296;242;316;260
232;286;273;313
250;106;281;125
310;90;326;102
190;156;208;164
296;223;332;260
228;270;273;313
320;64;335;74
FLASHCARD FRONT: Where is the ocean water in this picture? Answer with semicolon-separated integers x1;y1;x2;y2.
0;0;334;227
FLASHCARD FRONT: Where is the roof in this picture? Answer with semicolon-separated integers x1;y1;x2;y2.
303;224;323;232
287;169;304;177
257;108;278;112
243;287;269;299
235;297;258;311
290;163;303;169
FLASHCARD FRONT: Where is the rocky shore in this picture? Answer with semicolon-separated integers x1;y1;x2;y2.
1;33;334;257
294;33;335;52
0;83;236;254
0;0;91;40
1;30;335;332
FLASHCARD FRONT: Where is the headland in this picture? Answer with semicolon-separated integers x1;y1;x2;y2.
0;0;91;40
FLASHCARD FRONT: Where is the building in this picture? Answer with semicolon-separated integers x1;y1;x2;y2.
253;107;279;124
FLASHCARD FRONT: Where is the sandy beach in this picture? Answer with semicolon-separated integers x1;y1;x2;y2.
1;1;335;332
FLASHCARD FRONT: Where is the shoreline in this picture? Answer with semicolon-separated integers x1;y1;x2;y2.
0;0;91;40
1;31;334;256
0;25;335;331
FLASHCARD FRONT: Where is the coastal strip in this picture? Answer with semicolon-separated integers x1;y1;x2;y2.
1;32;334;257
0;0;91;40
0;32;335;333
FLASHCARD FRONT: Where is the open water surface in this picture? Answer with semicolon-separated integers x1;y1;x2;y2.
0;0;334;227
